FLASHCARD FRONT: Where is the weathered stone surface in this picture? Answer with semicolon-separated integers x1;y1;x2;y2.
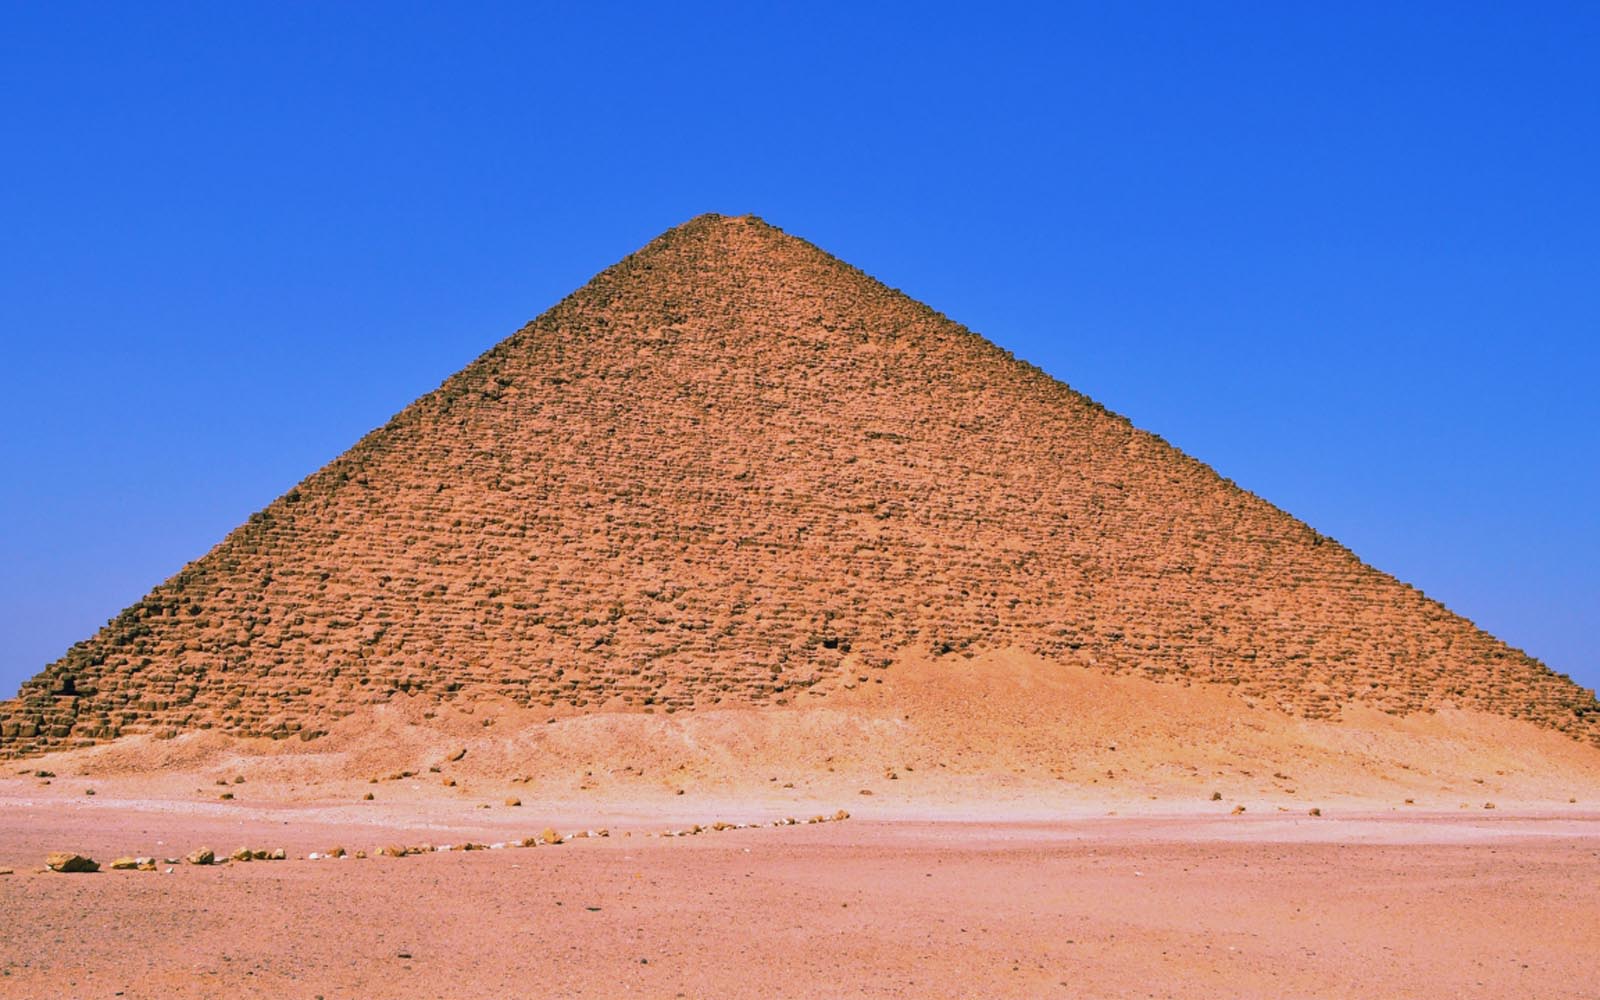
185;848;215;866
46;852;98;873
0;214;1593;758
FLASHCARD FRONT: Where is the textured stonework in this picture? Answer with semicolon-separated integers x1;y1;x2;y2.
3;214;1594;756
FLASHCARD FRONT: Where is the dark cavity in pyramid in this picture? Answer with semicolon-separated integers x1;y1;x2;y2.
3;214;1595;757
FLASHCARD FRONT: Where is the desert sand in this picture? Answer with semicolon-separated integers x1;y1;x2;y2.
4;658;1599;998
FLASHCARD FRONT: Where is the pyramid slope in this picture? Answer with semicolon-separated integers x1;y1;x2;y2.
3;214;1595;756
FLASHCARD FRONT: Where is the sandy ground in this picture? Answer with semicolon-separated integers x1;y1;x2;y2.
3;784;1599;999
5;659;1600;998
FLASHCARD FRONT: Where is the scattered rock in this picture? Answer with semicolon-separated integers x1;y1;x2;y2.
46;852;99;873
1211;791;1223;801
363;792;375;801
109;857;139;870
505;797;521;807
0;867;12;876
1308;807;1322;817
1484;802;1496;810
327;846;347;859
185;848;215;866
378;844;407;858
540;828;563;845
447;748;467;763
219;792;234;800
1231;805;1246;815
859;789;874;796
834;809;850;821
230;848;253;863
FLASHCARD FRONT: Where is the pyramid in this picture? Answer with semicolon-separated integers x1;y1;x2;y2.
3;214;1595;758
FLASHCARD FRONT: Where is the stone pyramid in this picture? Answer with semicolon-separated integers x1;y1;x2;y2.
3;214;1594;757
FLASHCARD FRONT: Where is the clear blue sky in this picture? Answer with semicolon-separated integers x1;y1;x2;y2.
2;3;1596;699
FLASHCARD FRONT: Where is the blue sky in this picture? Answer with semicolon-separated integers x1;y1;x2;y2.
2;3;1595;698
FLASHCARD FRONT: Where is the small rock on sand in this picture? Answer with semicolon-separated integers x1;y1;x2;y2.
186;848;215;866
505;797;521;807
541;828;563;845
46;852;99;873
109;857;140;870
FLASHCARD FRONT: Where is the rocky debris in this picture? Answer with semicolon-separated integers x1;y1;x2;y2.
504;797;521;807
1231;805;1247;815
42;803;854;877
446;748;467;763
46;852;99;873
1309;807;1323;817
0;867;12;876
363;792;375;800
